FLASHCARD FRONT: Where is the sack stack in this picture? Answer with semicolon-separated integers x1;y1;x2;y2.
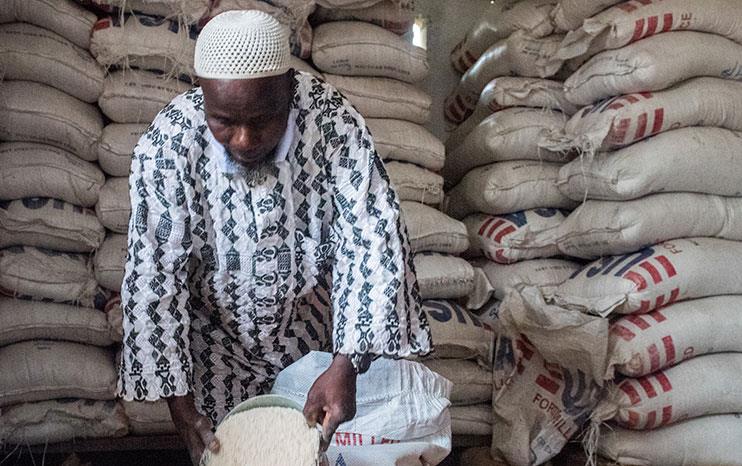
0;0;127;445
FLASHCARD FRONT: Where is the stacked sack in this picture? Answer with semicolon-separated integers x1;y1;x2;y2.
0;0;127;445
497;0;742;464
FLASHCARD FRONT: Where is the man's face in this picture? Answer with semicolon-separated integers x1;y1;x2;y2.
201;72;292;169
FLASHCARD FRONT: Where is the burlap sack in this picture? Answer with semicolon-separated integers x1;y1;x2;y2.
608;295;742;378
326;75;431;124
0;0;97;49
105;295;124;342
558;127;742;201
98;124;148;177
450;0;556;74
317;0;391;10
0;246;105;309
444;32;564;124
463;208;567;264
553;238;742;317
443;161;578;220
414;253;476;300
0;198;105;253
0;81;103;161
96;177;131;234
450;404;493;436
443;108;569;186
94;234;127;292
559;0;742;61
123;400;176;435
366;119;443;170
0;340;117;407
0;23;104;103
548;193;742;259
565;31;742;106
422;299;494;364
0;399;128;445
0;298;114;347
0;142;105;208
312;21;429;83
99;69;191;124
386;161;444;206
312;0;415;35
423;359;492;406
551;0;623;32
401;202;469;255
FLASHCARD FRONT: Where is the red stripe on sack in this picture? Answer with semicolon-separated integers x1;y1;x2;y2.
645;410;657;429
536;375;560;395
648;343;661;373
636;0;652;5
639;376;658;398
635;112;648;140
655;294;666;309
626;410;641;428
612;324;637;341
624;271;648;291
494;225;516;243
643;15;659;39
517;339;534;360
627;315;651;330
631;18;646;42
640;261;662;284
620;381;642;405
648;310;667;323
494;249;509;264
662;13;674;32
655;371;673;392
93;18;112;31
655;255;677;277
608;102;625;110
487;219;505;239
663;335;676;365
667;288;680;305
639;91;654;99
618;3;638;12
637;300;652;314
625;95;640;104
661;405;673;425
611;118;632;144
478;217;495;236
651;108;665;134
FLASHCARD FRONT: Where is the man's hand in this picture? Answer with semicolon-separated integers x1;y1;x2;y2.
303;354;358;450
167;394;220;465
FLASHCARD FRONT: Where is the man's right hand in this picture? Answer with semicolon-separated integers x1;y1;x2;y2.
167;394;220;465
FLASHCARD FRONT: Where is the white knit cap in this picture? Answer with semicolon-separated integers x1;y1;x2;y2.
195;10;291;80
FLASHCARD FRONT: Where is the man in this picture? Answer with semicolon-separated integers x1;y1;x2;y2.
118;10;432;465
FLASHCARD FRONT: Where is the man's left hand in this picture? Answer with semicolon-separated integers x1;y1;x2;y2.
303;354;357;450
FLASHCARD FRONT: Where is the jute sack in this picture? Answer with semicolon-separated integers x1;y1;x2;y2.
366;119;444;170
0;246;104;308
444;32;564;124
565;31;742;106
96;177;131;234
0;399;128;445
123;400;176;435
423;359;492;406
595;353;742;431
0;81;103;161
312;21;429;83
450;405;492;436
0;340;117;407
463;208;567;264
98;124;148;177
559;0;742;61
105;294;124;342
0;198;105;253
99;70;191;124
401;201;469;255
558;127;742;201
316;0;390;9
0;297;114;347
445;77;578;153
0;142;105;208
547;77;742;153
443;108;570;186
312;0;415;35
598;414;742;466
414;253;476;300
90;13;196;78
450;0;556;74
0;0;97;49
386;161;444;206
422;299;494;364
550;0;623;32
608;296;742;378
553;237;742;317
94;234;127;292
443;161;578;220
326;75;431;124
548;193;742;259
0;23;104;103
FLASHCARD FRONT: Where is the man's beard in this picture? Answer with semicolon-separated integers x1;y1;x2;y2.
234;160;274;187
